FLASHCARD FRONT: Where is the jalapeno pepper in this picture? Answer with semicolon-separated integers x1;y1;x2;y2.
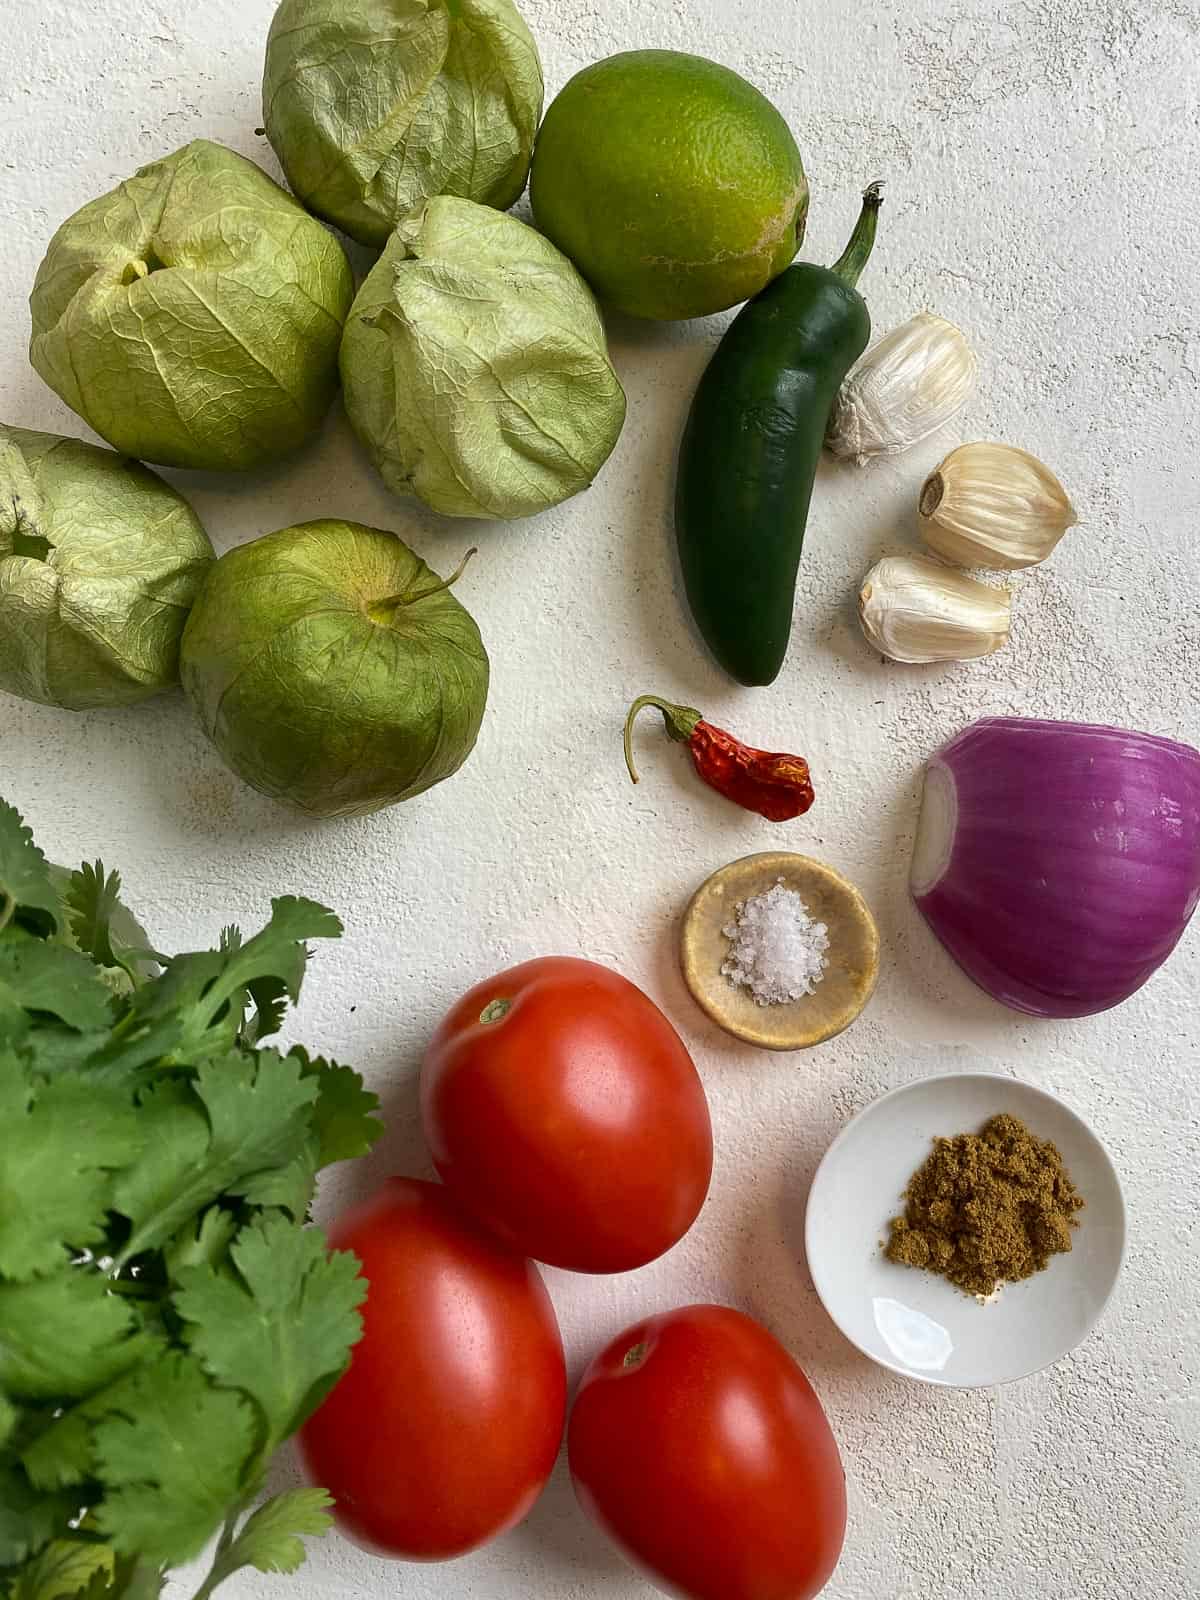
623;694;814;822
675;182;885;687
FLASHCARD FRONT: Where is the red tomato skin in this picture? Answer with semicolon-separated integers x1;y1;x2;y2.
568;1305;847;1600
421;957;713;1274
296;1178;566;1561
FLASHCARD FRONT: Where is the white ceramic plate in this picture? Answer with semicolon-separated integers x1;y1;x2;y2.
804;1073;1126;1386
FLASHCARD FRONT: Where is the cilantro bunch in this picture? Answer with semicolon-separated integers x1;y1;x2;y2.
0;799;381;1600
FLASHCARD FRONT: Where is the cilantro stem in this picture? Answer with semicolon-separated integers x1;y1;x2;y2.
117;1558;165;1600
215;1504;242;1557
187;1504;245;1600
105;1006;143;1043
106;1278;162;1300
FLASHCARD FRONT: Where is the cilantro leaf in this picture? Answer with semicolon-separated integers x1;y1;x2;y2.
115;1054;317;1262
62;864;150;988
91;1354;256;1565
9;1539;113;1600
0;804;362;1591
12;1027;109;1080
234;1138;317;1219
291;1051;382;1168
162;1207;239;1281
99;897;341;1070
199;1488;333;1589
0;1272;159;1400
0;1453;76;1565
0;941;112;1033
83;1006;191;1089
45;1557;166;1600
175;1213;364;1448
104;953;225;1060
241;978;288;1046
227;1050;387;1217
0;1073;140;1280
91;1560;163;1600
108;1081;211;1264
63;862;123;970
19;1365;144;1493
0;801;61;939
172;898;341;1054
20;1405;95;1492
19;1356;184;1496
196;1051;320;1203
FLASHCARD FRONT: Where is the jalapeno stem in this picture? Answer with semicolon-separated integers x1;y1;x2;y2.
830;180;885;289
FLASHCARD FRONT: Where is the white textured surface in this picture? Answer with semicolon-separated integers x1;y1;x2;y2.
3;0;1199;1595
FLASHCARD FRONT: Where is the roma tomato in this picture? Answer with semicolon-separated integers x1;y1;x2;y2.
421;956;713;1273
568;1305;846;1600
297;1178;566;1560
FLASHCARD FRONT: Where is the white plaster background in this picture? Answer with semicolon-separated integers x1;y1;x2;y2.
2;0;1198;1595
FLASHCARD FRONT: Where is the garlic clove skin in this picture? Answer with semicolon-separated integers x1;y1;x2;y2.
859;553;1010;664
919;441;1076;569
826;312;976;464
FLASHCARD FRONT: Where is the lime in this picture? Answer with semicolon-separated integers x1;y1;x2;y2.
529;50;807;321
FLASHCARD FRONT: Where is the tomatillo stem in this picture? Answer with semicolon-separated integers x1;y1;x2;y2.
375;547;478;615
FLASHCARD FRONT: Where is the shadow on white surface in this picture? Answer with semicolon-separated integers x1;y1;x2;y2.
505;1453;633;1591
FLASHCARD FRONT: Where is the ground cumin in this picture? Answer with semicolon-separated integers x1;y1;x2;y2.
884;1113;1084;1299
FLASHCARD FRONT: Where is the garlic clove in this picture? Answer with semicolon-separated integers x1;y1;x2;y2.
919;441;1076;569
859;553;1010;664
826;312;976;464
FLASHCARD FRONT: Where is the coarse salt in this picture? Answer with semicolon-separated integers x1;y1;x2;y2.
721;879;830;1006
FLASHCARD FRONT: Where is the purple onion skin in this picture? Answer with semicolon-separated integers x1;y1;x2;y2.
911;717;1200;1019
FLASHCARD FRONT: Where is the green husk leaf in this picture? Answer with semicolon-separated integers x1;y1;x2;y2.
28;144;353;474
179;520;490;819
340;198;626;519
0;428;215;712
263;0;543;247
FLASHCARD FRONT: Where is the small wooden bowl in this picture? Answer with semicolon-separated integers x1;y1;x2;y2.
680;852;880;1050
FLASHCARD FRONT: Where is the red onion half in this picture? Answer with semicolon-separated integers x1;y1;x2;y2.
910;717;1200;1018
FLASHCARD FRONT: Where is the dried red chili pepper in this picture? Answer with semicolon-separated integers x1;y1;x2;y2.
623;694;815;822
